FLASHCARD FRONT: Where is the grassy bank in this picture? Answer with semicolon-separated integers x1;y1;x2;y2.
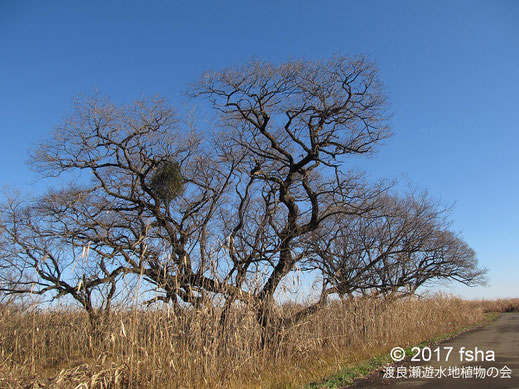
307;311;501;389
0;296;517;389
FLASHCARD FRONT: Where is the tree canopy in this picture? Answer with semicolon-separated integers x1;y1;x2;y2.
0;56;486;332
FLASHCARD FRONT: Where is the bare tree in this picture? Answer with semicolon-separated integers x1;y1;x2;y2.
0;191;124;332
191;56;392;336
306;192;486;300
23;95;241;308
0;56;485;344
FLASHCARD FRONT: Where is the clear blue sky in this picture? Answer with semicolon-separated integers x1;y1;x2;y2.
1;0;518;299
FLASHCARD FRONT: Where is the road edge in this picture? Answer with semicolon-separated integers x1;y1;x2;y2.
306;312;500;389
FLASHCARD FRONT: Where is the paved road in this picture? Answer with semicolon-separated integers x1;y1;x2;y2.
348;313;519;389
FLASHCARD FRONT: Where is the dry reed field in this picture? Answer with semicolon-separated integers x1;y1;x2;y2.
2;295;515;389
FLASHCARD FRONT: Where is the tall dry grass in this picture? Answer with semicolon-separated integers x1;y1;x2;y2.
465;297;519;313
0;295;505;389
